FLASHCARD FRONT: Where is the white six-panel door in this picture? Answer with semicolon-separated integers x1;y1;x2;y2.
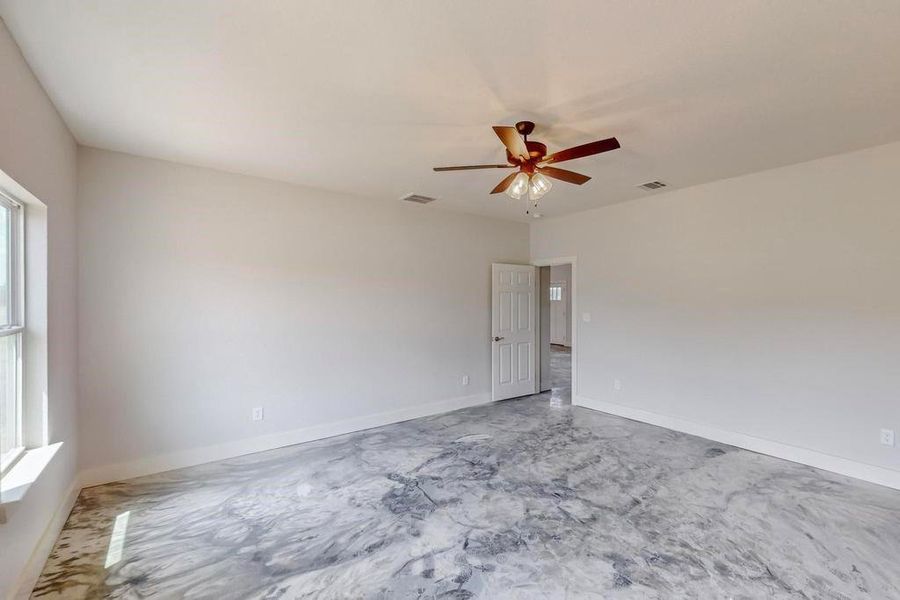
492;264;537;401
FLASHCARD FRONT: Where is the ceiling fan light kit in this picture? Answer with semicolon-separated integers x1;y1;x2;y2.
527;172;552;201
433;120;620;214
506;172;530;199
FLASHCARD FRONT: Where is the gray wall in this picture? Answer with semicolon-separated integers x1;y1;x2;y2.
76;148;530;479
0;19;79;598
539;266;551;391
550;264;572;346
532;141;900;478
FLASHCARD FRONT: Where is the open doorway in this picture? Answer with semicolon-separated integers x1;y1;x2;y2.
538;261;574;405
489;260;575;404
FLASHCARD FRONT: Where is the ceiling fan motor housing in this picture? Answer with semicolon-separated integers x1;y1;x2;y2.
506;141;547;168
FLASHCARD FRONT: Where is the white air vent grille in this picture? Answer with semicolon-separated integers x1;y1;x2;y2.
401;193;437;204
638;181;667;190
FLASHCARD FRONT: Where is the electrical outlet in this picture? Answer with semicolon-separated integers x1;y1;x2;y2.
462;375;469;386
880;429;895;447
252;407;264;422
614;379;623;391
582;312;592;323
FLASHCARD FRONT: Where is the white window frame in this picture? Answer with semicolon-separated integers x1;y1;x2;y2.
0;190;24;477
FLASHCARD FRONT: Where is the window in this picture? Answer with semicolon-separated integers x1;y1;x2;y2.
0;192;23;474
550;284;562;302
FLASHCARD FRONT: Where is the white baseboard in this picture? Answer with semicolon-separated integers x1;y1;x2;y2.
80;392;491;488
574;395;900;491
11;480;80;600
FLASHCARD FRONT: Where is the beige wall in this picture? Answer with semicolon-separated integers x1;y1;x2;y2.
76;148;530;479
0;19;78;599
532;141;900;480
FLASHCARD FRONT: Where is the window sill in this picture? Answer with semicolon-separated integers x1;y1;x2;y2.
1;446;26;475
0;442;62;505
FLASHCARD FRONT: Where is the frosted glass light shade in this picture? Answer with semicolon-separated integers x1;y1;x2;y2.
506;172;530;199
528;172;552;200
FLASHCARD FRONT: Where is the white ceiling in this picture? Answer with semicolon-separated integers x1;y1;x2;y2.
3;1;900;222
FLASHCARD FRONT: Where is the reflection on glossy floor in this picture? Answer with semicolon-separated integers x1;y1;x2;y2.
33;394;900;598
547;344;571;405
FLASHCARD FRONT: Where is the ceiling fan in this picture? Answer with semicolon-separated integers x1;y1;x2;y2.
433;121;620;212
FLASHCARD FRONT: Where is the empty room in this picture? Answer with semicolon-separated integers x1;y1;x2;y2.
2;2;900;598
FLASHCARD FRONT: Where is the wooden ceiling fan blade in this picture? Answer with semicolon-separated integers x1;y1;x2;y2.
537;166;591;185
541;137;620;165
490;171;520;194
433;164;515;171
492;126;530;162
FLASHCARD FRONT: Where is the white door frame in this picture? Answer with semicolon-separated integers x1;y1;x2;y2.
532;256;577;400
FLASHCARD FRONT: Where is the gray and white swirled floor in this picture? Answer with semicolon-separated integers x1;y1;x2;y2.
32;352;900;598
548;345;572;407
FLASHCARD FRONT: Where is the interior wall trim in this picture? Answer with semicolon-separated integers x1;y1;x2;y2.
574;395;900;491
78;393;492;489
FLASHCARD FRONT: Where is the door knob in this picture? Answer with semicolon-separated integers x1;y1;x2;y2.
493;336;504;342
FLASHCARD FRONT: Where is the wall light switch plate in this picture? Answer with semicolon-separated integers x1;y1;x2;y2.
252;407;264;421
880;429;895;447
462;375;469;386
614;379;623;391
582;312;592;322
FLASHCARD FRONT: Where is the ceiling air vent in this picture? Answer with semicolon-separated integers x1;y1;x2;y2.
638;180;667;190
401;193;437;204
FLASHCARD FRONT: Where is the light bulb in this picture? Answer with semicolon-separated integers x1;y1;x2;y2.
528;172;552;200
505;172;530;199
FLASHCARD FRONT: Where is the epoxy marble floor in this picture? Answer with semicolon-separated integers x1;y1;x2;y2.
548;345;571;405
33;392;900;598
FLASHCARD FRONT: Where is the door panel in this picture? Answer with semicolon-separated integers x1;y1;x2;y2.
517;343;531;381
517;292;531;329
492;264;537;400
499;344;512;384
499;291;513;333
